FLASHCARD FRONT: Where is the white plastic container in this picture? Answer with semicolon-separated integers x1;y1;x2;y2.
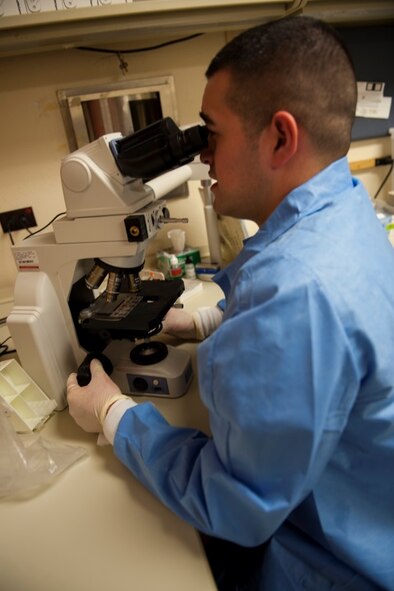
0;359;57;432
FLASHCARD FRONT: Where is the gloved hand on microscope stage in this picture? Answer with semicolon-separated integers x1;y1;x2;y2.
67;358;136;434
162;305;224;341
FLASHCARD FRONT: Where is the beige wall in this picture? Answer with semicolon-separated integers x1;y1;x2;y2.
0;32;392;301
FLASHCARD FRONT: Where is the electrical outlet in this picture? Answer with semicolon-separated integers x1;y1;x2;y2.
0;207;37;233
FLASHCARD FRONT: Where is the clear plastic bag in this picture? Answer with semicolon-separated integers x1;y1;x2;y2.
0;402;87;499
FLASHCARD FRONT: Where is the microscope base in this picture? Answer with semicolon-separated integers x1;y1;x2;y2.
104;339;193;399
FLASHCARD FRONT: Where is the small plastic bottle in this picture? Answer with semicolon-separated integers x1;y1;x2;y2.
184;256;196;279
169;254;182;279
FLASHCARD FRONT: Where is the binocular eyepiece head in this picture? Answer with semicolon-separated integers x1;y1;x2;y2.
110;117;208;180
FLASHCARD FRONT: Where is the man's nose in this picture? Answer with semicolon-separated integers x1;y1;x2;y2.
200;146;212;166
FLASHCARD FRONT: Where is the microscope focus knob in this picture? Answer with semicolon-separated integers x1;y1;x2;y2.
76;352;113;386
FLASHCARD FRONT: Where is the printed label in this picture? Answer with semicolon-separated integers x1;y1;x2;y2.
356;81;392;120
14;249;40;271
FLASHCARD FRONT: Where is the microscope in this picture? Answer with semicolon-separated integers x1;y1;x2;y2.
7;118;208;410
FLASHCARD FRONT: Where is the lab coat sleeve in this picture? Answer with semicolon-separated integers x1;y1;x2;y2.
112;266;360;546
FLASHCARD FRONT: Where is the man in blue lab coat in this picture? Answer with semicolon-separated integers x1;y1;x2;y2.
67;17;394;590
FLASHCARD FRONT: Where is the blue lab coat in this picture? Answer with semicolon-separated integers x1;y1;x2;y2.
114;158;394;590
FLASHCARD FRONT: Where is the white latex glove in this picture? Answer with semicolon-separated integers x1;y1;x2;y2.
67;359;131;433
162;307;196;339
162;306;223;341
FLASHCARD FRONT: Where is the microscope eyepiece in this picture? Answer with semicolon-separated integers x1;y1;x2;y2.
180;124;209;159
110;117;208;180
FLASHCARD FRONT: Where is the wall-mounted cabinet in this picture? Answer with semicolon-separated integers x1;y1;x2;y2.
0;0;393;58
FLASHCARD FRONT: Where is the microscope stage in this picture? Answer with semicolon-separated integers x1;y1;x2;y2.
79;279;184;340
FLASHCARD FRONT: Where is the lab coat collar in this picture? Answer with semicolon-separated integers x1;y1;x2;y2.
214;157;355;297
258;156;354;245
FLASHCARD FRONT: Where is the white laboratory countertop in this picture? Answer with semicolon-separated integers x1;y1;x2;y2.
0;280;223;591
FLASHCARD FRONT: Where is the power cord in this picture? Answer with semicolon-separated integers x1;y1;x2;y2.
2;211;60;243
0;336;16;358
350;155;394;201
7;230;15;246
77;33;203;55
373;160;394;200
23;211;66;240
77;33;204;74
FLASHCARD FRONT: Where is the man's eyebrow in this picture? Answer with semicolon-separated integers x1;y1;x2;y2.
199;111;214;126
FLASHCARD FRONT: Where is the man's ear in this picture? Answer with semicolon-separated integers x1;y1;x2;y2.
266;111;299;169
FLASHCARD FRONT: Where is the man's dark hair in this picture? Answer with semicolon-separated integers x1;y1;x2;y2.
206;16;357;159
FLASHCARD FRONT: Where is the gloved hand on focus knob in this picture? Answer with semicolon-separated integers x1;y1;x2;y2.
162;307;198;340
67;358;133;433
162;305;223;341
